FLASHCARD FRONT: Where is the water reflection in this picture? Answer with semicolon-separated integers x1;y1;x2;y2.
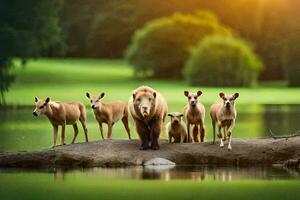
262;104;300;135
47;166;300;181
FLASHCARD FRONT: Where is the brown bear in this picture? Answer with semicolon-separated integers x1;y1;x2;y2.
128;86;168;150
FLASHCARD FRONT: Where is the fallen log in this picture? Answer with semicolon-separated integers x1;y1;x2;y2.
0;137;300;169
269;129;300;140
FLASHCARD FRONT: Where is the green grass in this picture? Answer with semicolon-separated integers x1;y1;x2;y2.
6;58;300;106
1;172;300;200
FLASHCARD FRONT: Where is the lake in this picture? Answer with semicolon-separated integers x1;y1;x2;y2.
0;104;300;200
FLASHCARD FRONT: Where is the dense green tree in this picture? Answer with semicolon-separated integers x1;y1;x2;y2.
282;0;300;86
125;12;231;79
87;0;139;58
57;0;299;82
57;0;99;57
0;0;63;104
183;36;263;87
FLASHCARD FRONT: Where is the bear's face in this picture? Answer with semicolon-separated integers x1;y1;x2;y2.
133;91;156;118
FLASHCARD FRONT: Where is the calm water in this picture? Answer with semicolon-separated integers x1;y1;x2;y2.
0;104;300;151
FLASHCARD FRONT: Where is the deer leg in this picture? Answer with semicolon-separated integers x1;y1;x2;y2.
187;122;192;143
227;120;235;150
98;122;104;140
61;123;66;145
52;125;58;148
212;121;216;144
169;134;172;143
200;120;205;142
79;118;88;142
122;116;131;139
71;123;79;144
218;124;224;148
107;122;113;139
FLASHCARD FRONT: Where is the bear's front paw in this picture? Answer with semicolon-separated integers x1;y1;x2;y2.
151;143;160;150
140;145;149;150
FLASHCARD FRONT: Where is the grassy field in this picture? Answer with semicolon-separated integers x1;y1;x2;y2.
6;58;300;106
1;171;300;200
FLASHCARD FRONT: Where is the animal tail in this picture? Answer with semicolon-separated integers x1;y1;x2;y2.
193;125;199;143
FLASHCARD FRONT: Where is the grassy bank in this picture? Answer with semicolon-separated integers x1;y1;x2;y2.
1;172;300;200
6;58;300;106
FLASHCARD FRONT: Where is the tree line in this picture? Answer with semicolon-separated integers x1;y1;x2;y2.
57;0;300;83
1;0;300;103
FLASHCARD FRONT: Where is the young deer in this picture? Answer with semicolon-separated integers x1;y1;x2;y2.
210;92;239;150
33;97;88;147
86;92;131;140
183;91;206;143
166;112;188;143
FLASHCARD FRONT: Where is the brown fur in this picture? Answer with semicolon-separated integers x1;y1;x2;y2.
128;86;168;150
166;112;188;143
86;92;131;140
183;91;206;143
193;125;199;142
33;97;88;147
210;92;239;150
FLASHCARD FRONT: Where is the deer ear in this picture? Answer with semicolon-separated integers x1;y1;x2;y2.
86;92;90;98
234;93;239;99
219;92;225;99
197;91;202;96
45;97;50;104
35;97;39;102
153;92;156;98
99;93;105;99
184;91;189;97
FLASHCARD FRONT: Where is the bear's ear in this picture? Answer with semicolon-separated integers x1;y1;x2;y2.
45;97;50;104
153;92;156;98
132;93;136;100
184;91;189;97
233;93;239;99
197;91;202;97
35;97;39;102
86;92;90;99
219;92;225;99
99;93;105;99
